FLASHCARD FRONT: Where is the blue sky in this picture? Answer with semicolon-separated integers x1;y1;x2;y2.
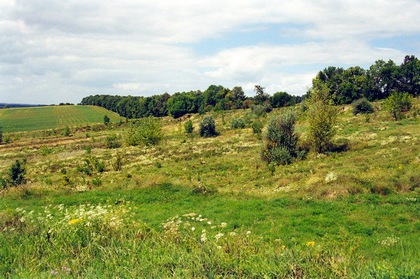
1;0;419;104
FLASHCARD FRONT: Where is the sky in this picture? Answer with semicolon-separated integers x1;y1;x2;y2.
1;0;419;105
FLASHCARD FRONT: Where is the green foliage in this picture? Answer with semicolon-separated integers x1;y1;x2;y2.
352;98;374;115
0;125;2;144
384;92;413;120
262;111;298;165
112;153;124;171
7;159;26;186
251;120;263;136
63;125;71;137
104;115;110;125
307;83;338;153
105;134;121;149
126;117;163;146
184;120;194;134
199;116;217;138
230;117;246;129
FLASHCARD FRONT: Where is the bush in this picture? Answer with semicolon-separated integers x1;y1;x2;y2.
251;120;263;136
105;134;121;149
231;117;246;129
262;111;298;165
184;120;194;134
104;115;110;125
251;104;272;117
384;92;412;120
0;126;3;144
307;83;338;153
8;159;26;186
352;98;374;115
199;116;217;138
126;117;163;146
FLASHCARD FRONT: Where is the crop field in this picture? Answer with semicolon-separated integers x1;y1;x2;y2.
0;105;123;133
0;100;419;278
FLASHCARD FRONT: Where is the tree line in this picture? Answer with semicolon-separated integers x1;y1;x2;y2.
80;55;419;119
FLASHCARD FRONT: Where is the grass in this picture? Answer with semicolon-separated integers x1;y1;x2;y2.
0;105;123;133
0;99;419;277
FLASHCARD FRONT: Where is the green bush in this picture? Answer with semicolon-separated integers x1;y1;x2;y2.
184;120;194;134
307;83;338;153
105;134;121;149
230;117;246;129
126;117;163;146
251;120;263;136
262;111;298;165
0;126;3;144
384;92;413;120
8;159;26;186
352;98;374;115
199;116;217;138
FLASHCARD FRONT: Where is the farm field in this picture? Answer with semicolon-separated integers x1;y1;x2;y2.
0;100;419;278
0;105;123;133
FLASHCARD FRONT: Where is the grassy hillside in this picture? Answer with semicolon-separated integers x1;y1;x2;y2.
0;105;123;133
0;99;419;277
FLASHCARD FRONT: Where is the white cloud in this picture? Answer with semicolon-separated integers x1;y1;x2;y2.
0;0;419;104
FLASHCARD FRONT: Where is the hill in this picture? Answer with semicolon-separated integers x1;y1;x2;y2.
0;99;419;277
0;105;123;133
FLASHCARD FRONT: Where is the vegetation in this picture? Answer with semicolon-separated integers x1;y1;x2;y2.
199;116;217;138
184;119;194;134
307;83;339;153
352;98;374;115
126;117;163;146
262;111;298;165
6;159;26;187
0;105;123;133
0;125;2;144
385;92;413;120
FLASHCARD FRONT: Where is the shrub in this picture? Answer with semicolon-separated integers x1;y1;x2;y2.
251;120;263;136
0;126;3;144
307;83;338;153
384;92;412;120
63;126;71;137
352;98;374;115
8;159;26;186
105;134;121;149
126;117;163;146
199;116;217;138
251;104;272;117
262;111;298;165
231;117;246;129
184;120;194;134
104;115;110;125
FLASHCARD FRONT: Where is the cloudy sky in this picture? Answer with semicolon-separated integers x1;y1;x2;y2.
1;0;419;104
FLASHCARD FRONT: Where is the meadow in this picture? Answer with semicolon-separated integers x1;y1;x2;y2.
0;105;123;133
0;100;419;278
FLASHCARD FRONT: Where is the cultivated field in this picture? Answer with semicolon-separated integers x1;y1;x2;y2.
0;101;419;278
0;105;123;133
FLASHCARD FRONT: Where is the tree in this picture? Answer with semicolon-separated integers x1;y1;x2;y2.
184;120;194;134
398;55;420;96
307;82;338;153
254;85;270;105
262;111;298;165
199;116;217;138
0;125;3;145
271;92;295;108
104;115;110;125
384;92;412;120
352;98;374;115
8;159;26;186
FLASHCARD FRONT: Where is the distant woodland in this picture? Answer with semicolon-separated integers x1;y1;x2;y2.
80;55;420;119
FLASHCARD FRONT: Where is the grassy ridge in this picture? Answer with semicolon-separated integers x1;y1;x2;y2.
0;105;123;132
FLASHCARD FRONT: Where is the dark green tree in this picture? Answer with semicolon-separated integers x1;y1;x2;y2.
104;115;110;125
8;159;26;186
199;116;217;137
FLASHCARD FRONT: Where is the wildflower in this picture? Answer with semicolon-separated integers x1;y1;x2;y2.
229;232;236;236
68;218;82;225
207;221;212;225
217;245;222;250
246;230;251;236
200;232;207;243
215;233;224;241
191;227;195;231
325;172;337;183
306;241;315;247
220;222;227;228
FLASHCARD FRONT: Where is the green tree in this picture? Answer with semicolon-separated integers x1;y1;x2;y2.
184;120;194;134
8;159;26;186
352;98;374;115
254;85;270;105
384;92;412;120
271;92;295;108
104;115;110;125
199;116;217;138
307;83;338;153
262;111;298;165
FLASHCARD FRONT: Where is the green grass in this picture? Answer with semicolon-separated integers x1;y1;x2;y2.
0;99;419;277
0;105;123;133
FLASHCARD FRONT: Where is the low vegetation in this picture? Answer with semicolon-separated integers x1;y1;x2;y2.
0;89;419;276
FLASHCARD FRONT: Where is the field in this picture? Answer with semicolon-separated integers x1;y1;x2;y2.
0;101;419;278
0;105;123;133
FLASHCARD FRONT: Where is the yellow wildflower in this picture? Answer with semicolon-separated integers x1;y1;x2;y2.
68;218;82;225
306;241;315;247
